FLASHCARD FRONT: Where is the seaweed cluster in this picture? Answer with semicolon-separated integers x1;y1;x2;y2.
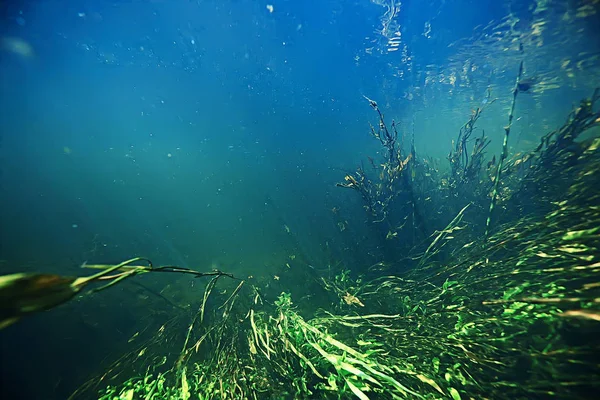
63;86;600;399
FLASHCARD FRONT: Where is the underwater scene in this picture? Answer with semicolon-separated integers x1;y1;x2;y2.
1;0;599;399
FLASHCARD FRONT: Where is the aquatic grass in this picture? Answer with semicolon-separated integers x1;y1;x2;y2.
67;91;600;399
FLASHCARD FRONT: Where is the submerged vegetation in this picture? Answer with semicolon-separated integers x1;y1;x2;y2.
55;83;600;399
2;2;599;400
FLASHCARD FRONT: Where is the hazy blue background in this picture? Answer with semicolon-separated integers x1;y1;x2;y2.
0;0;598;398
0;0;400;275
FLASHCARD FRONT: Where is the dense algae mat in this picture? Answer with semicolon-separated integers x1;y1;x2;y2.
72;96;600;399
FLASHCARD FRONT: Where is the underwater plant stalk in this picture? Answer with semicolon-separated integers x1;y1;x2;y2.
484;60;524;241
411;117;417;244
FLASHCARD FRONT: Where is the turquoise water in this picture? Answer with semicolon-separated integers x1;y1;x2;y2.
0;1;598;398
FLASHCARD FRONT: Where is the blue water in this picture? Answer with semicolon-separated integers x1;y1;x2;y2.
1;0;598;398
